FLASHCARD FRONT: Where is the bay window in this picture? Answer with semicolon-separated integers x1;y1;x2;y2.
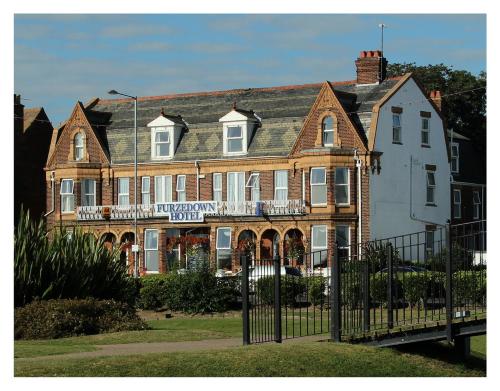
335;168;349;205
310;167;327;206
144;229;159;273
60;179;74;213
81;179;96;207
155;175;172;203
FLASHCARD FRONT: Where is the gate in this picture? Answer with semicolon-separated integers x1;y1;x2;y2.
242;221;486;345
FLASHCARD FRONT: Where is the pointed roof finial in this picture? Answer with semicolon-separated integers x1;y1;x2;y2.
160;107;165;116
232;101;237;110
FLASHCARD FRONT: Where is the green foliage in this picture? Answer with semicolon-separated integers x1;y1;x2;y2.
453;270;486;305
387;63;486;153
256;276;306;307
305;276;327;306
137;261;239;313
363;242;401;272
14;209;136;307
14;299;148;340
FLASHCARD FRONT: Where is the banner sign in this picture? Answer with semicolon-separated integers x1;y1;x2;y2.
153;201;217;223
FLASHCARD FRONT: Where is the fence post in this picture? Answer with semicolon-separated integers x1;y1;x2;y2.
241;255;250;345
274;257;282;343
446;223;453;343
363;256;370;333
387;244;394;330
331;245;341;342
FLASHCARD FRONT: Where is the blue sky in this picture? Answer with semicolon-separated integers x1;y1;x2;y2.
14;14;486;126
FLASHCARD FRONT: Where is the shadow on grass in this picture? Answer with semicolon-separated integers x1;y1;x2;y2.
393;341;486;373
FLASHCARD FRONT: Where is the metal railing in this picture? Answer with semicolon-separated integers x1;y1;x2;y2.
76;204;154;220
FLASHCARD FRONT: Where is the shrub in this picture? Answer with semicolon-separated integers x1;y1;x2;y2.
306;276;327;306
256;276;306;307
14;298;148;340
137;274;171;310
14;210;134;307
401;273;429;307
453;270;486;305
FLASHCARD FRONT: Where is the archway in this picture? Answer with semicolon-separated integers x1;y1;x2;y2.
260;229;280;261
101;232;116;251
284;229;305;267
237;229;257;266
120;232;135;274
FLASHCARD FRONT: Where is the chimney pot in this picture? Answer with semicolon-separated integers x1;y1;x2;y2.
355;49;387;84
429;90;442;110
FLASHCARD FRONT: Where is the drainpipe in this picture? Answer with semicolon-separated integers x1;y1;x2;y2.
353;150;362;252
195;160;200;201
44;171;55;217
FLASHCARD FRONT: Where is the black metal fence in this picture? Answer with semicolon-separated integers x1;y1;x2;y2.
242;221;486;345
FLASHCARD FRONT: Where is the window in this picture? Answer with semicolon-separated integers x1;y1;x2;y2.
152;128;171;159
176;175;186;202
453;189;462;219
226;126;243;153
142;177;150;206
322;116;334;146
451;143;459;173
246;173;260;202
60;179;74;213
335;168;349;205
144;229;159;273
310;167;327;206
473;191;481;220
227;172;245;203
213;173;222;202
81;179;96;207
118;178;129;207
392;114;402;143
155;175;172;203
311;225;328;267
336;225;350;260
425;230;435;257
216;227;232;270
74;133;84;161
274;170;288;201
426;171;436;205
421;118;430;146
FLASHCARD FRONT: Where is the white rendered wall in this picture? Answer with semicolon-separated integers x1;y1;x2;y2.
369;78;451;242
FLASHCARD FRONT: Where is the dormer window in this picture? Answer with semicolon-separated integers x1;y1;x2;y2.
74;132;84;161
152;128;171;158
219;103;260;157
322;117;335;146
147;109;186;161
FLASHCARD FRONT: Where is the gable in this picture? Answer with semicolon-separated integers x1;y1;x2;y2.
46;102;110;168
291;82;368;156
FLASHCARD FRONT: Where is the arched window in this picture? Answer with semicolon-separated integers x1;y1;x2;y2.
74;133;84;161
322;116;335;147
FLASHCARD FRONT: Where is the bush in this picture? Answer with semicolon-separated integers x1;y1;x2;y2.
14;298;148;340
14;209;135;307
306;276;327;306
137;274;171;310
453;270;486;305
401;273;429;307
256;276;306;307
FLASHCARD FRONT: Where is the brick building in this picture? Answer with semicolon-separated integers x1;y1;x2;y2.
44;50;450;274
14;94;53;225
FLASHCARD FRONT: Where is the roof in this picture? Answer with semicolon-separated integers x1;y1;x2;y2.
447;129;471;141
23;107;43;132
85;78;402;164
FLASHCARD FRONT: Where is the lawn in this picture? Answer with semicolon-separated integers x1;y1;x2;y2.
15;338;485;377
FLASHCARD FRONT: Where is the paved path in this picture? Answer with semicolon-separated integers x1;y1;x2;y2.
18;335;327;361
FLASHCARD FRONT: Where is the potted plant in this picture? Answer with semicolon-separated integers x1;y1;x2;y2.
285;236;304;267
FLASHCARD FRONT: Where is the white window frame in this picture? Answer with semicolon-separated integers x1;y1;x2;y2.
336;225;351;258
216;227;232;270
144;229;159;274
453;189;462;219
311;225;328;266
213;173;222;202
176;175;186;202
334;167;350;206
246;172;260;202
392;113;402;143
310;167;327;206
74;133;84;161
322;116;334;147
223;122;248;156
60;179;74;213
451;142;459;174
227;172;245;203
117;178;130;207
421;118;430;146
473;191;481;220
154;175;173;203
151;127;172;160
274;170;288;201
81;179;96;207
426;171;436;205
141;176;150;206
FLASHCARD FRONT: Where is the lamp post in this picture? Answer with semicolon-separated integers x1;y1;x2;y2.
108;89;139;278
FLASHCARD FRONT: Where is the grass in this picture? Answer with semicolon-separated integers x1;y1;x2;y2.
14;339;485;377
14;316;242;358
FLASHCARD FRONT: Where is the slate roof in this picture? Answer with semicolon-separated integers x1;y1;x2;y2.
86;78;400;164
23;107;43;132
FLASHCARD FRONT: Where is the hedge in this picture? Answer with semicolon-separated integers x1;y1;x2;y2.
14;299;148;340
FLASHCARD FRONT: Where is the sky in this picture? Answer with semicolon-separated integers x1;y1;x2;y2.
14;14;486;126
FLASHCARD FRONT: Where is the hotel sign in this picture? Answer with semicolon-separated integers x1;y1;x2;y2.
153;201;217;223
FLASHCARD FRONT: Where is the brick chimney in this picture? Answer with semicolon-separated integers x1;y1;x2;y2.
429;90;442;111
355;50;387;84
14;94;24;135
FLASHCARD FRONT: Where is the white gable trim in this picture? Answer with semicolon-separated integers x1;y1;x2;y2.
219;110;257;123
147;115;178;127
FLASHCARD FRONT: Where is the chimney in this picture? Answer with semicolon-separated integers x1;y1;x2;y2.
355;50;387;84
14;94;24;135
429;90;442;111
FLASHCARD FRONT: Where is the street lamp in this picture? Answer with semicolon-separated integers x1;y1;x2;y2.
108;89;139;278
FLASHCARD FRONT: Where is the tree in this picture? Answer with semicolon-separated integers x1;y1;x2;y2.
387;63;486;154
